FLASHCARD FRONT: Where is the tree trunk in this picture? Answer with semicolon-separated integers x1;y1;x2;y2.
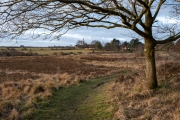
144;39;158;89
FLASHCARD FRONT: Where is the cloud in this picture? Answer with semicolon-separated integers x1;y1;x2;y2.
59;27;133;45
2;3;178;47
157;16;179;24
0;27;138;47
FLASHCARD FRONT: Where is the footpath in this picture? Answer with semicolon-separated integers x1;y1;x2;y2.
31;74;117;120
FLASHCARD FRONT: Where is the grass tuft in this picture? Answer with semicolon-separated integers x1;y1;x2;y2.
31;85;45;94
8;108;19;120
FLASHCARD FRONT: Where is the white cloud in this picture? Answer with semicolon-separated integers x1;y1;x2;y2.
1;1;180;47
157;16;179;24
0;27;135;47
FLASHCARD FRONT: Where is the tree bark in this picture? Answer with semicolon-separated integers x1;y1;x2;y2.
144;38;158;89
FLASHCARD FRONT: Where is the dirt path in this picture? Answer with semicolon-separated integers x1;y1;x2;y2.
29;74;117;120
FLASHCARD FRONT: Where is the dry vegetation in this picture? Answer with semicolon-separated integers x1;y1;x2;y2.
109;53;180;120
0;51;179;120
0;55;118;120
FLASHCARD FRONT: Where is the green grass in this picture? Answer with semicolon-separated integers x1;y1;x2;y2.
0;47;91;55
28;48;91;55
26;74;118;120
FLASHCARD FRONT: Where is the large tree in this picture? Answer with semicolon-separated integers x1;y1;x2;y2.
110;38;120;51
129;38;141;50
90;40;103;50
0;0;180;89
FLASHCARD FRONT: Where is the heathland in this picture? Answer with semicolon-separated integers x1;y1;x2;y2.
0;48;179;120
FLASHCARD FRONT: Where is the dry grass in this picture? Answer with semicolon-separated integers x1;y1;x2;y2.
0;73;65;119
0;65;116;119
110;61;180;120
8;108;19;120
0;52;179;120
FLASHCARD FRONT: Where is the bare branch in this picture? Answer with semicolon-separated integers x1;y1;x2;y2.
152;0;166;21
156;32;180;44
0;0;179;42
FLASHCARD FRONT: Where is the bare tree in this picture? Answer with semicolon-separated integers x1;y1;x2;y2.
0;0;180;89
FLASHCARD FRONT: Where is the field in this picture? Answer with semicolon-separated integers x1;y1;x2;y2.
0;50;180;120
0;47;93;56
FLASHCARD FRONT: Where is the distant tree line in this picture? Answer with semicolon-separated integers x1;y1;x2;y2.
75;38;144;52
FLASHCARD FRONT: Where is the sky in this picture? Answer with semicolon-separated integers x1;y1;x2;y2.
0;24;144;47
0;1;179;47
0;27;136;47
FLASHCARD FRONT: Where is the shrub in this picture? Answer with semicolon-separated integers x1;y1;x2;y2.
0;50;39;56
52;52;58;56
77;52;82;54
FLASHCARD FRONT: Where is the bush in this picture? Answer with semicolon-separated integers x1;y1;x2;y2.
52;52;58;56
77;52;82;54
0;50;39;56
69;52;74;55
60;52;72;55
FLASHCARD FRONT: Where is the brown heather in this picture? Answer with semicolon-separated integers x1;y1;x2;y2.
0;53;179;120
111;61;180;120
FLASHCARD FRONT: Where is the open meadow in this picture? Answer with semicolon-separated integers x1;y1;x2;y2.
0;47;92;56
0;49;180;120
